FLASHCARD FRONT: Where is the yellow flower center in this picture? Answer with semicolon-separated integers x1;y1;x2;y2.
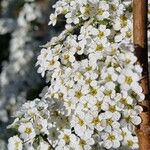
120;98;128;105
96;44;104;51
92;117;100;125
126;32;132;38
111;48;117;54
84;102;88;108
125;76;133;85
79;139;87;147
105;74;112;81
104;90;112;96
125;59;131;64
78;118;84;126
25;128;32;134
97;8;104;15
63;134;70;144
108;134;115;141
89;88;97;96
53;111;60;117
109;105;116;113
130;91;137;98
125;116;132;123
111;4;116;11
85;79;92;84
98;31;105;39
121;131;127;138
75;90;83;99
96;101;102;109
15;142;21;149
36;124;43;130
120;15;127;27
64;54;70;60
106;118;113;125
128;140;134;147
84;4;91;15
86;65;92;71
49;59;55;65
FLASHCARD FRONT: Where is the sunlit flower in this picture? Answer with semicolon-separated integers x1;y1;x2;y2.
8;136;23;150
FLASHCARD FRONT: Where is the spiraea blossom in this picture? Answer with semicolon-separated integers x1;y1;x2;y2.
8;0;145;150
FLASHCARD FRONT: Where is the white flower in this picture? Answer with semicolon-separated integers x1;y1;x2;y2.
87;86;103;102
123;135;139;149
36;48;49;77
37;141;50;150
96;1;110;20
120;127;132;140
76;98;92;112
100;82;116;99
49;13;57;26
8;136;23;150
57;129;77;148
48;127;59;147
68;85;86;102
113;15;131;31
46;55;60;71
114;34;123;43
18;3;41;26
65;11;80;24
110;0;124;16
18;122;36;141
121;109;142;127
18;101;39;119
85;111;104;131
101;117;120;132
101;130;122;149
78;134;94;150
103;102;121;121
118;52;137;66
96;25;110;43
81;59;97;73
90;98;109;112
64;98;76;115
61;52;75;64
116;92;133;109
101;67;118;82
71;111;87;137
34;118;48;134
118;69;140;90
89;26;99;36
129;84;145;102
74;72;84;82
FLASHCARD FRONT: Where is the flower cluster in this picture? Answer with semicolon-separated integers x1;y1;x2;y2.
7;99;51;149
8;0;145;150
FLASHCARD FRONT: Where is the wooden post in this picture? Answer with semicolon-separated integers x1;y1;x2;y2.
133;0;150;150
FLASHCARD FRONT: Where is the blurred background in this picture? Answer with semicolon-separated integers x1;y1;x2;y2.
0;0;66;149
